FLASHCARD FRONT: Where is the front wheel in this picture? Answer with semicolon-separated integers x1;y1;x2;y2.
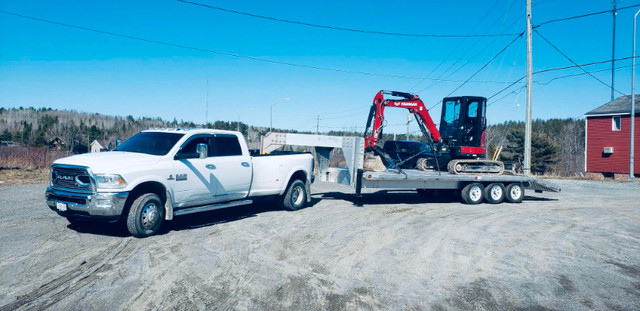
281;179;307;211
126;193;164;238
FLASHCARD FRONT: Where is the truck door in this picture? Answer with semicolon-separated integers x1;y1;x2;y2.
207;134;252;202
172;134;219;207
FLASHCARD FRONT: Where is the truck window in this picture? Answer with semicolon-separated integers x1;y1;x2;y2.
115;132;184;156
177;136;212;159
212;135;242;157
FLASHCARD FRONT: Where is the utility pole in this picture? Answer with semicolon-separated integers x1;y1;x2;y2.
612;0;617;101
316;115;320;135
630;9;639;182
524;0;533;176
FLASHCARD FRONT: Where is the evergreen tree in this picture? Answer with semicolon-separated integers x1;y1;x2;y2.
501;129;560;175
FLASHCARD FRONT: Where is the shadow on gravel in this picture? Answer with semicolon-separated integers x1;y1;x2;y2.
66;197;323;237
66;222;130;237
317;190;460;207
317;191;558;206
160;197;322;235
524;195;558;202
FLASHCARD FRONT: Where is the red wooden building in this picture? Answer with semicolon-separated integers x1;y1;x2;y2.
584;95;639;176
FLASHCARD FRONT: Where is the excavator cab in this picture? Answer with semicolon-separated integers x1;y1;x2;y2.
439;96;487;158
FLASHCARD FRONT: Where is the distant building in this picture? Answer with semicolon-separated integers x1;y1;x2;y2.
47;137;66;150
584;95;639;178
90;140;105;153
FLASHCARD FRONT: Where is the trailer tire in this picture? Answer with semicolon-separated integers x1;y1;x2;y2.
281;179;306;211
484;183;505;204
461;183;484;204
126;193;164;238
505;183;524;203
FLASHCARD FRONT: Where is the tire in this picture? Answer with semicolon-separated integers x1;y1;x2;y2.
281;179;307;211
461;183;484;204
483;183;505;204
126;193;164;238
505;183;524;203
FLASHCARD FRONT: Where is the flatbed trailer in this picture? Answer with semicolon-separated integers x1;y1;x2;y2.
262;133;561;204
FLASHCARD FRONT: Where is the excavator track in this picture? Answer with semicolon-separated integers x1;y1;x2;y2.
447;159;504;175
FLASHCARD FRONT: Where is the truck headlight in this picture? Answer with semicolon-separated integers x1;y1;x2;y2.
95;174;127;189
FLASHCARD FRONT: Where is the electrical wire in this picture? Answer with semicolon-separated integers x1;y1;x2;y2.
407;0;508;91
534;3;640;28
486;56;637;100
0;9;427;80
534;29;625;95
535;63;639;86
177;0;521;38
427;31;525;109
418;6;527;94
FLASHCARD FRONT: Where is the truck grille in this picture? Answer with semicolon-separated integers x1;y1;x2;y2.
51;166;93;192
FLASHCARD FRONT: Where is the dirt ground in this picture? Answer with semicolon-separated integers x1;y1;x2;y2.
0;179;638;310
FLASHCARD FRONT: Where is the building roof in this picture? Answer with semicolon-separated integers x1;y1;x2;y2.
585;95;640;116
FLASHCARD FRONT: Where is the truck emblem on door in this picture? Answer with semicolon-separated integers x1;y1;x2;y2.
176;174;188;181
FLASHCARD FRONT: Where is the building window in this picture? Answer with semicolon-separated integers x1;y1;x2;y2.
612;116;621;131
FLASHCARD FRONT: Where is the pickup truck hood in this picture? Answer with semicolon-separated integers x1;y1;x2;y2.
53;152;163;174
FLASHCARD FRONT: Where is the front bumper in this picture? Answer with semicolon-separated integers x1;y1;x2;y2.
45;187;129;222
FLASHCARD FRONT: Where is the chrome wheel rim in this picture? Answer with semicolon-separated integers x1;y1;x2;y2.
292;185;304;206
141;202;159;229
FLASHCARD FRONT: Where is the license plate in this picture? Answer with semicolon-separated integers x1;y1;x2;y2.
56;202;67;212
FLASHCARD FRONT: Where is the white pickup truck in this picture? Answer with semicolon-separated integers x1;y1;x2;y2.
45;129;314;237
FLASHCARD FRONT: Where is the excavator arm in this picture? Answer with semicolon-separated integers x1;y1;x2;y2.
364;90;442;148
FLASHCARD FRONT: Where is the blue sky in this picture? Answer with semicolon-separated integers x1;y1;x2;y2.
0;0;638;134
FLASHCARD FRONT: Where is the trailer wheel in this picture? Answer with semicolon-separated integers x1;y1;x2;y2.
281;179;306;211
505;183;524;203
126;193;164;238
483;183;505;204
461;183;484;204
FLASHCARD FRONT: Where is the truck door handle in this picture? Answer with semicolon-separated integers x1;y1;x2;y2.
206;164;216;169
241;162;250;167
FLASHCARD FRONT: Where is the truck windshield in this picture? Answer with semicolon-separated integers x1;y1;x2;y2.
114;132;184;156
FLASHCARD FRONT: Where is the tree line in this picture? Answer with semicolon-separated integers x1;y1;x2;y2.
0;107;583;176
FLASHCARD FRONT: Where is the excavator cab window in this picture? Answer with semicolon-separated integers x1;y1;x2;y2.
462;100;484;145
440;99;461;139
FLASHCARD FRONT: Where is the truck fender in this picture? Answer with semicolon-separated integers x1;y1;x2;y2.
281;167;311;202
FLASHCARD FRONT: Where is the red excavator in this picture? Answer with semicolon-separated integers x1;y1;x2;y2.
363;90;503;174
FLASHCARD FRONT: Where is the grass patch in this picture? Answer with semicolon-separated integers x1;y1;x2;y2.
0;168;48;185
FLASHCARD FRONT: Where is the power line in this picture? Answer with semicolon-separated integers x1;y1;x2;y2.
0;9;428;80
410;0;522;92
0;10;534;85
428;31;525;109
535;63;640;86
534;29;625;95
177;0;521;38
487;56;637;100
534;3;640;28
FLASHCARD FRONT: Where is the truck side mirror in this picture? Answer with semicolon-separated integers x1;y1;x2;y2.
197;143;208;159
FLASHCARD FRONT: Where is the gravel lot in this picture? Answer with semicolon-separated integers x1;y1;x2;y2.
0;179;639;310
